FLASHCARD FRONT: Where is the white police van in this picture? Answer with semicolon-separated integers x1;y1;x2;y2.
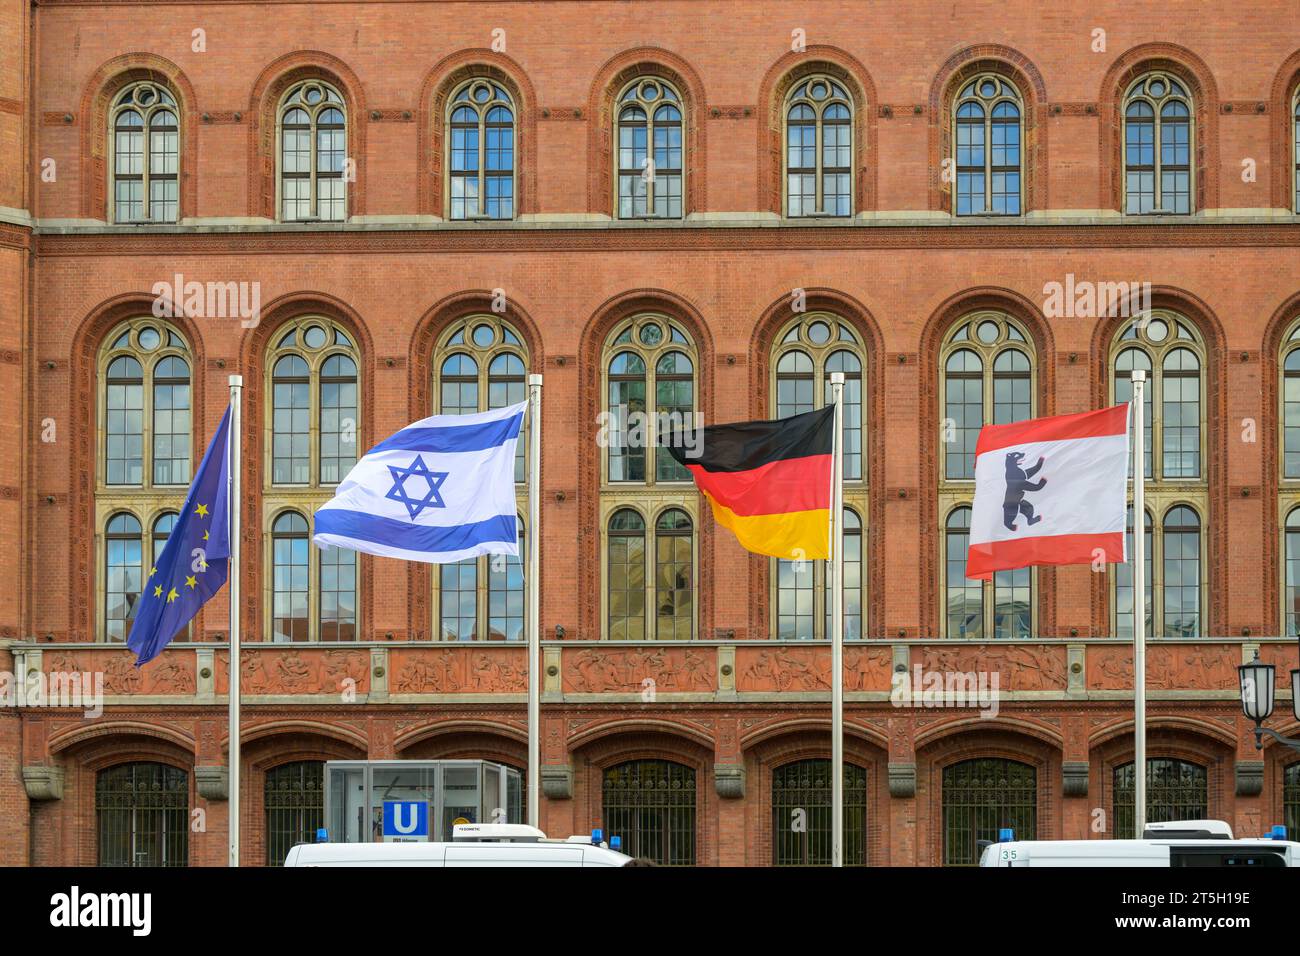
979;820;1300;867
283;823;633;867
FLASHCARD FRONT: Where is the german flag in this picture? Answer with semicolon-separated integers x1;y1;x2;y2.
665;407;834;559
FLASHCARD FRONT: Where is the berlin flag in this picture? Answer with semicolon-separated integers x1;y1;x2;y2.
966;404;1130;580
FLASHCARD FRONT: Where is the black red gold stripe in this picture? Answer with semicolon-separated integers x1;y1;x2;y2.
666;407;833;559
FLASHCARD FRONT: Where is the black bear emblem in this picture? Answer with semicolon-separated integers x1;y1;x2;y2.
1002;451;1046;532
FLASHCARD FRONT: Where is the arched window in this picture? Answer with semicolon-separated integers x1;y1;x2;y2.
1283;320;1300;478
271;511;310;642
104;512;143;643
267;508;356;643
1293;89;1300;213
616;77;684;219
434;315;529;481
1113;758;1207;838
1285;509;1300;637
1115;506;1153;638
1111;503;1202;639
784;76;852;217
96;762;188;866
602;760;696;865
939;314;1035;639
1123;73;1192;214
953;74;1022;216
436;514;525;640
1161;505;1201;638
1285;762;1300;840
654;508;693;640
269;317;359;487
942;758;1037;865
1110;314;1206;636
265;761;324;866
603;315;696;484
148;511;190;642
771;315;868;639
102;319;192;487
447;79;515;220
772;759;868;865
941;312;1033;480
607;509;646;640
279;80;346;222
605;507;695;640
111;82;179;223
431;316;530;640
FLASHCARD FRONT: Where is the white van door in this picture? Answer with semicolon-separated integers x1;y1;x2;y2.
443;845;584;867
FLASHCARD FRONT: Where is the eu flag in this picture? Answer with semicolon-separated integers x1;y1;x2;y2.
127;406;232;666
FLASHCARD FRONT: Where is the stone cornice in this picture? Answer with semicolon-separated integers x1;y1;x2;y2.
30;218;1300;256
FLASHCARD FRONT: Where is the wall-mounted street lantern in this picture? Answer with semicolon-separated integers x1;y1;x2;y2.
1238;647;1300;753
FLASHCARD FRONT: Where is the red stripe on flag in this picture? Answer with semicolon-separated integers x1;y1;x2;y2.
966;531;1124;580
975;404;1129;457
686;453;831;517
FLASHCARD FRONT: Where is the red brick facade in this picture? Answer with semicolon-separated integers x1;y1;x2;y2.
2;0;1300;866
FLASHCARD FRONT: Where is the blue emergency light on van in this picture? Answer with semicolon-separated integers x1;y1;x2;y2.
1270;825;1288;840
591;828;603;846
998;828;1015;842
610;835;622;852
316;827;329;843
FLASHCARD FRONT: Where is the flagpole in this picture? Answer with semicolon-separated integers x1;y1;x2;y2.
829;372;845;867
227;374;243;866
1131;369;1147;839
527;373;542;829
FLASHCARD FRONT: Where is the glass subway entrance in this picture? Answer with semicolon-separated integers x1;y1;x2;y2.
323;760;523;843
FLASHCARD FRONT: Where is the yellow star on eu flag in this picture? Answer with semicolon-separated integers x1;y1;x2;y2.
148;565;157;578
166;587;179;603
195;503;209;518
153;585;163;598
184;575;197;589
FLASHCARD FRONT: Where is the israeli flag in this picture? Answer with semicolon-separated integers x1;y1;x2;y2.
313;401;526;564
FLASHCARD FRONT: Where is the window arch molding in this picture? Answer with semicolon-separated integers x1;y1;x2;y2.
1091;290;1225;637
757;48;877;216
81;55;198;221
918;289;1055;639
586;49;707;216
1098;45;1219;213
248;55;367;220
930;47;1046;214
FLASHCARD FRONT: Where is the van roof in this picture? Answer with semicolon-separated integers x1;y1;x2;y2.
284;840;632;866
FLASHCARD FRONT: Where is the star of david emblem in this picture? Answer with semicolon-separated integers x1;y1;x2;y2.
385;454;449;519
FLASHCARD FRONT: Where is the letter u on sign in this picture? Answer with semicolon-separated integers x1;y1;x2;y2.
383;800;429;839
